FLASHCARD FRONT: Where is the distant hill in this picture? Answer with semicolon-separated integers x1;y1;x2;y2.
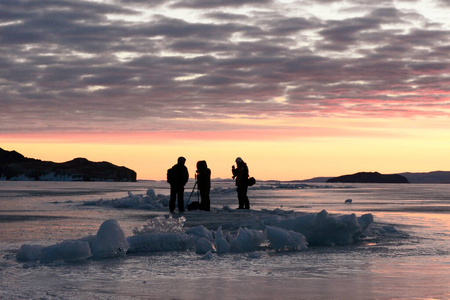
299;177;332;183
399;171;450;184
0;148;136;182
327;172;409;183
302;171;450;184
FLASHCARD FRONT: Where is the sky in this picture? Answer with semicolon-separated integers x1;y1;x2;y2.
1;0;450;181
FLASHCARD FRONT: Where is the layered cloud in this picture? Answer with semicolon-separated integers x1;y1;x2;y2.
1;0;449;133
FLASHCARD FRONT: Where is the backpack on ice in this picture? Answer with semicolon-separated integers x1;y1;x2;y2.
187;201;201;211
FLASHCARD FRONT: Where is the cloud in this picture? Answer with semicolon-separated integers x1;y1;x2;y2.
171;0;273;9
0;0;449;134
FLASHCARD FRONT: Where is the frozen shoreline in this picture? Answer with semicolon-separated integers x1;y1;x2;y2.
2;182;449;300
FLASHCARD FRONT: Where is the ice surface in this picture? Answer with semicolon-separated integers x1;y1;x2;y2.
5;181;449;300
185;225;214;241
83;188;169;210
265;226;308;251
82;185;340;211
357;213;374;232
0;173;78;181
133;216;186;234
275;209;373;246
17;240;93;263
40;240;92;263
230;227;265;253
196;238;215;254
86;219;129;258
17;219;129;262
200;250;214;260
16;208;374;263
127;233;192;253
16;245;43;262
215;226;231;254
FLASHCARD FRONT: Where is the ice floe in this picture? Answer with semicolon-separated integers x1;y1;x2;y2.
16;207;382;264
17;219;129;263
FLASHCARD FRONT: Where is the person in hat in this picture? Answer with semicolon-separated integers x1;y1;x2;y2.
167;157;189;213
231;157;250;209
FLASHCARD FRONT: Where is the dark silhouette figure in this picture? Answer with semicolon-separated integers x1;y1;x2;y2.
167;157;189;213
231;157;250;209
196;160;211;211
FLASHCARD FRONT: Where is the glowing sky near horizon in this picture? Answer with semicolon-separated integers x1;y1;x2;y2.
1;0;449;180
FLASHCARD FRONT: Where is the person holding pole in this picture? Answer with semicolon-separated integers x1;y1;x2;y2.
196;160;211;211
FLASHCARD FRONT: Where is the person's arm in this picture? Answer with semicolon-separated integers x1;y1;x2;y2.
183;167;189;185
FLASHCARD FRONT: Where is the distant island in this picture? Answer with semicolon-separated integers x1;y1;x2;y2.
0;148;136;182
326;172;409;183
302;171;450;184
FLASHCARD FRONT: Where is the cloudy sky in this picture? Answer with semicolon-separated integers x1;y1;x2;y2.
1;0;450;180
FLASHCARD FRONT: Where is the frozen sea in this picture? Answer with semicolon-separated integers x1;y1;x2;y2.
0;180;449;300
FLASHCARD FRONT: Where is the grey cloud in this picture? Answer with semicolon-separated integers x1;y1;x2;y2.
171;0;273;9
267;17;321;35
319;17;382;43
113;0;166;6
368;7;404;21
133;16;263;40
0;0;449;133
204;12;250;21
168;39;235;54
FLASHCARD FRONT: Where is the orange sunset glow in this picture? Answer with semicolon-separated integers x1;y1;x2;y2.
1;1;450;181
2;115;450;181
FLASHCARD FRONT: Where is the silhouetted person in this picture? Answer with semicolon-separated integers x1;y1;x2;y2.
167;157;189;213
232;157;250;209
196;160;211;211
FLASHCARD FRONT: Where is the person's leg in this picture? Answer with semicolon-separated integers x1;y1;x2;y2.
202;191;210;211
199;190;205;210
177;188;185;212
237;186;244;209
242;186;249;209
169;186;176;212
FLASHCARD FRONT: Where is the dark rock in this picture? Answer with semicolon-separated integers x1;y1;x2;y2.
0;148;136;181
326;172;409;183
0;149;26;164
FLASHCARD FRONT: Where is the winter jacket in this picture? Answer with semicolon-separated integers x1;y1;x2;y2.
167;163;189;188
232;162;249;187
196;160;211;191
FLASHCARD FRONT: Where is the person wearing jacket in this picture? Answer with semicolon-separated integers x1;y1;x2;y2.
196;160;211;211
167;157;189;213
231;157;250;209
